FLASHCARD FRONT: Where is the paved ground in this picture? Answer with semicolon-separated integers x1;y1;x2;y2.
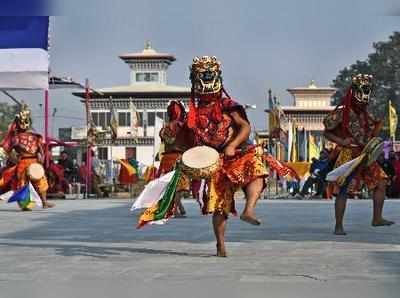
0;198;399;298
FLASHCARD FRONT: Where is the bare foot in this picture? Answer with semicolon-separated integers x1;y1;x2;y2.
240;213;261;226
372;218;395;227
216;244;227;258
334;225;347;235
43;202;55;209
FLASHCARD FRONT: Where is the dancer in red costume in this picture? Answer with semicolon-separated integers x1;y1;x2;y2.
0;104;54;210
324;74;394;235
187;56;268;256
138;56;268;257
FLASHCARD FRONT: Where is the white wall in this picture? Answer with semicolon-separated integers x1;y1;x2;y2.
137;145;154;166
109;146;125;160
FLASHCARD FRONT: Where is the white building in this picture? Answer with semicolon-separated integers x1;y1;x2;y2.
69;42;191;165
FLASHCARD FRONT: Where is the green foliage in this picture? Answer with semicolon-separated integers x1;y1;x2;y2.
0;102;17;140
332;32;400;121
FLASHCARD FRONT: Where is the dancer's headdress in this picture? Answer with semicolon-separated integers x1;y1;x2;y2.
351;74;373;105
15;104;32;130
189;56;222;95
188;56;227;128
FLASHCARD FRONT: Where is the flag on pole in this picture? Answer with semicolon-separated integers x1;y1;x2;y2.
290;121;298;162
389;100;398;140
287;120;293;162
118;159;136;176
109;97;118;142
7;182;43;209
129;101;139;139
308;133;319;162
0;17;49;90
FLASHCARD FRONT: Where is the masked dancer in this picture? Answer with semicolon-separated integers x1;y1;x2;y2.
323;74;394;235
0;104;54;210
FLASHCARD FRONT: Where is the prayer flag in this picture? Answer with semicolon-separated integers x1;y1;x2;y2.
389;100;398;140
109;97;118;142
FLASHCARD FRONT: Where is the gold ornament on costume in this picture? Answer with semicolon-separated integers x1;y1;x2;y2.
351;74;373;104
190;56;222;95
16;104;32;130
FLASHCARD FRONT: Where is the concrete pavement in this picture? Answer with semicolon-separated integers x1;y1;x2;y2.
0;199;399;298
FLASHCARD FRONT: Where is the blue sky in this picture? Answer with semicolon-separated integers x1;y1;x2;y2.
1;0;399;134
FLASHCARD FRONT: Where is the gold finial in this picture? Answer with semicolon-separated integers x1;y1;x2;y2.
308;80;317;89
144;40;152;50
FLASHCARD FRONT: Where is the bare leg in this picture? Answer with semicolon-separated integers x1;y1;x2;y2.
334;194;347;235
213;213;227;257
240;177;264;225
372;181;395;226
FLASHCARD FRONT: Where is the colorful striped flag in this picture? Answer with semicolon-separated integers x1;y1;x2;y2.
109;97;118;142
7;182;43;209
118;159;136;176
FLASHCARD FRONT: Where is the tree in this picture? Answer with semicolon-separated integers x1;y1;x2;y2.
0;102;18;141
332;32;400;128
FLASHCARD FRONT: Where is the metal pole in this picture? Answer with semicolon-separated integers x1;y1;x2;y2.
109;96;115;193
85;79;91;198
2;91;22;107
44;89;50;168
152;109;157;166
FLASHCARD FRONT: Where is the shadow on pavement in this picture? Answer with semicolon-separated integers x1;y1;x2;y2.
0;200;399;257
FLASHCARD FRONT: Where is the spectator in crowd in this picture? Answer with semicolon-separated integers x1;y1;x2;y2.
47;159;68;196
70;159;80;183
58;151;74;182
91;150;104;198
79;160;87;185
298;149;330;198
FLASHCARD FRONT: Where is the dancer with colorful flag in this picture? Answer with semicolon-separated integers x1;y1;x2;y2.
323;74;394;235
0;104;54;210
136;56;268;257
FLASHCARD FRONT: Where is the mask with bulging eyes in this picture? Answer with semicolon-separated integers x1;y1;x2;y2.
351;74;373;105
190;56;223;95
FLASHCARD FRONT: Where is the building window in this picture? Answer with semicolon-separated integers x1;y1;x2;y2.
147;112;155;126
137;112;143;126
125;147;136;160
118;112;131;127
98;147;108;160
136;72;159;82
156;112;164;120
91;112;110;128
91;112;99;126
106;112;111;126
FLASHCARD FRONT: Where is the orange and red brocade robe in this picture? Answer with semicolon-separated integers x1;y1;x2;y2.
0;131;48;196
193;98;268;216
323;106;387;194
